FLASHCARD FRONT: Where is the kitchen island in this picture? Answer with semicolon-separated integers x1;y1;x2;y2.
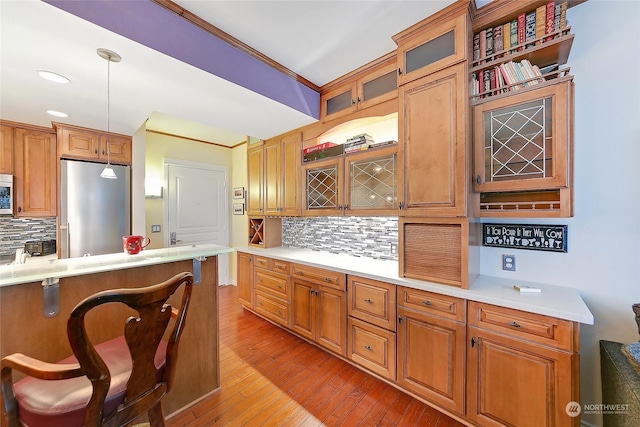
0;244;232;420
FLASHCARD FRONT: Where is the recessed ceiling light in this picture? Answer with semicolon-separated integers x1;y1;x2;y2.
37;70;70;84
46;110;68;118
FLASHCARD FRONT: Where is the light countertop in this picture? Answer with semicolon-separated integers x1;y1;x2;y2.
0;244;233;288
237;246;594;325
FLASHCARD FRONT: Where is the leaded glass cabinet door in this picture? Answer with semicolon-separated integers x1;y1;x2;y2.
302;157;344;216
473;81;572;193
345;146;398;215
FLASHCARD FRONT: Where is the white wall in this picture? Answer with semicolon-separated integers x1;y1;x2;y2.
478;2;640;426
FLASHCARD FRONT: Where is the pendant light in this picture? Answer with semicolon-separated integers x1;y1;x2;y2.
98;48;121;179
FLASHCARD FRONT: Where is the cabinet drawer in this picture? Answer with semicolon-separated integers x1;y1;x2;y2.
398;286;465;322
348;317;396;381
255;269;289;300
348;276;396;331
468;301;575;351
255;291;290;328
290;264;345;291
254;256;270;269
272;259;290;274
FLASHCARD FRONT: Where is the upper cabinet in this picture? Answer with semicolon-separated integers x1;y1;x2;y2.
13;126;57;217
470;0;575;217
264;131;302;216
0;124;14;174
246;142;264;216
320;55;398;123
55;123;132;165
394;5;469;86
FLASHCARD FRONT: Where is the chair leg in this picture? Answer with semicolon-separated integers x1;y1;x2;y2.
148;402;165;427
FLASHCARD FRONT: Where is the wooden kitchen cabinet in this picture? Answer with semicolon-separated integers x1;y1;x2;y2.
13;127;57;217
264;131;301;216
347;276;397;380
393;2;469;86
320;56;397;123
55;123;131;165
291;264;347;357
397;286;466;416
236;251;254;309
397;61;469;217
466;301;580;427
302;145;398;216
246;143;264;216
0;124;13;174
472;81;574;217
254;257;291;329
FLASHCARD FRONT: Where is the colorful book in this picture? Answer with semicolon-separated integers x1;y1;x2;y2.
473;33;480;63
559;1;568;30
503;22;511;53
493;25;503;58
535;5;546;45
483;69;491;95
545;1;555;42
517;13;526;51
485;27;494;60
525;11;536;48
510;19;518;50
479;29;486;64
554;2;562;32
303;142;337;155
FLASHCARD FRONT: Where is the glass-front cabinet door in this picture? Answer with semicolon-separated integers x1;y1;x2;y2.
345;146;398;215
473;81;572;193
302;157;344;216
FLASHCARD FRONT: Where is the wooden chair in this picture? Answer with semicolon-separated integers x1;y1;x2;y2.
1;271;194;427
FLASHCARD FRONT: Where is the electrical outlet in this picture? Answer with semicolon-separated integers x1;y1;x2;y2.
502;254;516;271
390;243;397;255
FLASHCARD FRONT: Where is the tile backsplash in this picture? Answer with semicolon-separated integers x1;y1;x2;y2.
282;216;398;260
0;217;57;258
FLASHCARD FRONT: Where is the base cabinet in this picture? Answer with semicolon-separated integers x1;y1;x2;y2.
466;301;579;427
236;252;254;308
291;277;347;357
397;287;466;416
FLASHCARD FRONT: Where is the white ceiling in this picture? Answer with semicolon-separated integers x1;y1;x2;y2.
0;0;458;145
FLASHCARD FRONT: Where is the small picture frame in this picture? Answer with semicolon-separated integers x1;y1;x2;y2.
233;187;245;199
233;203;245;215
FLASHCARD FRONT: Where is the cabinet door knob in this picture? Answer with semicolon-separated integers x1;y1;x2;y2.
508;321;522;328
476;175;481;184
398;68;403;75
351;99;356;105
471;337;476;348
324;277;331;282
422;301;432;306
364;299;373;304
399;202;404;210
364;345;372;351
276;310;282;315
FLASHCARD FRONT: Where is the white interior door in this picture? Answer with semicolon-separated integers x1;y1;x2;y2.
166;160;229;285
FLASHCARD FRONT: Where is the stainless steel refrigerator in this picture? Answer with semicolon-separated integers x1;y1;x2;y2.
60;159;131;258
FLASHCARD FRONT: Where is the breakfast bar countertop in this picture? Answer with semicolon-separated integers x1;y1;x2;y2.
0;244;233;288
237;246;594;325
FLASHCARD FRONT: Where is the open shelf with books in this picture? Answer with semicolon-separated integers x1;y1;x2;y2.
470;0;573;104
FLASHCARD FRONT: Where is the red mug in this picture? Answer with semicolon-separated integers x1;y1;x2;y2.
122;235;151;255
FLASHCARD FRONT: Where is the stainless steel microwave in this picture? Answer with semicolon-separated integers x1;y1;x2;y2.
0;174;13;215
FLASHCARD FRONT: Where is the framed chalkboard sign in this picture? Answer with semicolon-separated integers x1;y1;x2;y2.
483;223;568;253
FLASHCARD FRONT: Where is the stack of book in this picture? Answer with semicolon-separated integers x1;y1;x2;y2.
471;59;548;97
302;143;344;162
344;133;374;153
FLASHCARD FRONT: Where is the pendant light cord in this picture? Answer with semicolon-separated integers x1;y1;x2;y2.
106;53;111;166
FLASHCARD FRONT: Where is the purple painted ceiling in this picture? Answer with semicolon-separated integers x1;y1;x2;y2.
44;0;320;119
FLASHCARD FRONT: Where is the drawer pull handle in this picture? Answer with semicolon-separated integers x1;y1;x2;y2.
298;271;304;275
508;321;522;328
364;299;373;304
277;285;282;289
422;301;432;306
364;345;372;351
258;302;263;306
324;277;331;282
276;310;282;315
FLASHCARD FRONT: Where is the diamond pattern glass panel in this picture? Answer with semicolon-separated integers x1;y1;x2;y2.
306;166;338;209
484;97;553;182
350;155;396;210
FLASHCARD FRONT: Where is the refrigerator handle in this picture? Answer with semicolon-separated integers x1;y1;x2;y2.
60;223;70;258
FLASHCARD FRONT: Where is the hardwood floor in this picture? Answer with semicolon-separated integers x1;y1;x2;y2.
168;285;466;427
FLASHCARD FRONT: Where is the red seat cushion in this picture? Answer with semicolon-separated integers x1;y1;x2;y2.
14;336;167;427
